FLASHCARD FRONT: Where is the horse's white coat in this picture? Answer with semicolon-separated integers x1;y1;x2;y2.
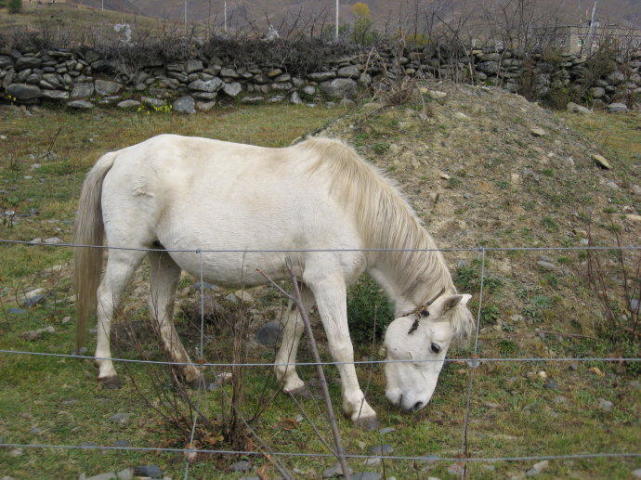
74;134;474;424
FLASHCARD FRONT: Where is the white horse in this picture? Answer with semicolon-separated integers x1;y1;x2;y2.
74;135;474;427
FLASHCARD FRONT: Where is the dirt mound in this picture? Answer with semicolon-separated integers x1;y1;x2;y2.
317;82;641;346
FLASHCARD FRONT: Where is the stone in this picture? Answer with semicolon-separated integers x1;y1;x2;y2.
196;101;216;112
363;457;381;466
290;91;303;104
271;82;293;91
274;73;291;82
94;79;121;96
632;468;641;479
8;308;26;315
16;56;42;69
67;100;94;110
590;87;606;98
173;96;196;114
141;96;166;108
222;82;242;97
21;326;55;341
526;460;549;476
0;55;13;68
85;469;133;480
109;412;133;425
447;464;464;475
132;465;163;478
477;61;499;74
368;444;393;456
188;78;223;92
240;96;265;104
607;102;628;113
337;65;361;78
598;398;613;411
454;111;470;120
255;321;282;347
607;70;625;85
537;261;561;273
323;463;353;478
41;89;69;101
530;127;546;137
7;83;41;102
320;78;357;99
567;102;591;114
626;214;641;223
117;99;141;109
302;85;316;98
230;460;251;472
71;82;94;98
592;154;612;169
308;71;336;81
185;59;204;73
266;68;283;78
220;68;240;78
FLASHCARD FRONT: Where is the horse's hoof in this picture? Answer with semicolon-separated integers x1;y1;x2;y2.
353;415;379;431
286;385;313;399
99;376;123;389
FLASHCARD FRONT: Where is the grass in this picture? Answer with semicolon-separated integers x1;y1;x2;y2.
1;102;640;479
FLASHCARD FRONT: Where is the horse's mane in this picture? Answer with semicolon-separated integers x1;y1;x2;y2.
295;136;455;303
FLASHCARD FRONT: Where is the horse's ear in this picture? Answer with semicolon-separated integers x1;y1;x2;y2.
442;294;472;313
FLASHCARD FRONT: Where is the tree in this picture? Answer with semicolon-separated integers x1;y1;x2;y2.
8;0;22;13
351;2;370;18
351;1;375;45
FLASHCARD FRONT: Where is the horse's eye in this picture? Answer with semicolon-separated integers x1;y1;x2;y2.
430;343;441;354
420;309;429;317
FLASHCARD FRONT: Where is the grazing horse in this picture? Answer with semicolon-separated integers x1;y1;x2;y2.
74;135;474;426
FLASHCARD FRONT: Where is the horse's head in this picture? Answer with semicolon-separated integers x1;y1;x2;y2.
382;293;474;412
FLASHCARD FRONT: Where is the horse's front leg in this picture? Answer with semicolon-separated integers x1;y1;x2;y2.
305;273;378;429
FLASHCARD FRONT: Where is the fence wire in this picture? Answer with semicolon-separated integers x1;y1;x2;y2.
1;238;640;479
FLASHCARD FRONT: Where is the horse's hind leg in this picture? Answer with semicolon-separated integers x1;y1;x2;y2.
96;248;146;388
274;287;313;393
148;251;203;385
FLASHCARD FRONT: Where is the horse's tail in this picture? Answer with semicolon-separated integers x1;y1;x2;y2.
73;152;116;352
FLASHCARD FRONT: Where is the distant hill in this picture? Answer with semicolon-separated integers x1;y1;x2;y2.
67;0;641;34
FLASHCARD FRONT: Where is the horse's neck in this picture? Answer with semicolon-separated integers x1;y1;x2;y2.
367;248;455;317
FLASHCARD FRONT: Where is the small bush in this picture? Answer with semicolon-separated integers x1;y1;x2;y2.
347;274;394;344
8;0;21;13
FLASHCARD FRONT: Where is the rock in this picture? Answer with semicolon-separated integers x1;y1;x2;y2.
607;103;628;113
141;96;166;108
132;465;162;478
607;70;625;85
590;87;605;98
109;412;133;425
626;214;641;223
368;444;393;456
16;56;42;69
117;99;141;109
543;379;558;390
67;100;94;110
630;299;640;312
9;448;23;457
302;85;316;98
320;78;357;99
567;102;591;114
454;111;470;120
188;78;223;92
238;477;259;480
255;321;282;347
323;463;353;478
41;90;70;101
0;55;13;68
21;326;55;341
308;71;336;81
378;427;395;434
598;398;613;411
632;468;641;479
71;82;94;98
94;79;121;96
526;460;549;476
530;127;546;137
290;91;303;104
592;154;612;169
44;237;63;244
241;96;265;104
337;65;361;78
220;68;240;78
7;83;41;102
266;68;282;78
537;261;561;273
447;464;464;476
196;101;216;112
23;287;47;306
111;440;131;447
351;473;381;480
223;82;242;97
185;59;204;73
477;61;499;74
173;96;196;114
85;469;133;480
8;308;26;315
425;89;447;99
363;457;381;466
230;460;251;472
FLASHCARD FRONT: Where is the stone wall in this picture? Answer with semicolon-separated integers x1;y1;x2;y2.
1;45;639;113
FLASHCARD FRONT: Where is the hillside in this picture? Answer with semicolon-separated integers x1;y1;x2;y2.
0;86;640;479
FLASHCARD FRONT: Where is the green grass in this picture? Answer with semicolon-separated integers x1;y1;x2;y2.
1;105;640;479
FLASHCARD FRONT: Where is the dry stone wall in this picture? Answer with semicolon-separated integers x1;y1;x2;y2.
1;44;639;113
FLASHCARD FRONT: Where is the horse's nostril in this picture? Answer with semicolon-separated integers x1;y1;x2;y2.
412;401;424;412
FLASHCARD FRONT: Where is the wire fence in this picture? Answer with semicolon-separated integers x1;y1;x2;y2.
1;238;640;479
